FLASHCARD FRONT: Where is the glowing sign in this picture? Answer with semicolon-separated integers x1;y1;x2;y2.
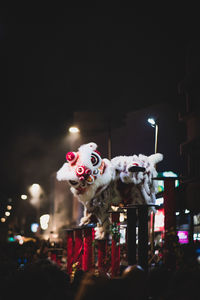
194;233;200;241
8;237;15;242
151;208;165;232
177;231;189;244
157;171;179;193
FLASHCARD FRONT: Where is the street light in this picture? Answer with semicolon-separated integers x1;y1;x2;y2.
68;126;81;149
68;126;80;133
148;117;158;154
29;183;41;197
29;183;43;225
21;194;27;200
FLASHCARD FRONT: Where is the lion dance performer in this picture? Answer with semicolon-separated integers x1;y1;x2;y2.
57;142;163;239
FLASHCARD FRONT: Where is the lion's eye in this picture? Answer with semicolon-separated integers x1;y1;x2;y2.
93;169;99;175
69;180;79;186
91;152;101;167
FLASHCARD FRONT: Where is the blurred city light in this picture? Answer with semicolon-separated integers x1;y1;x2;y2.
119;213;125;222
31;223;39;233
15;235;24;245
157;171;179;193
69;126;80;133
29;183;43;207
29;184;41;197
21;194;27;200
155;197;164;206
40;214;50;230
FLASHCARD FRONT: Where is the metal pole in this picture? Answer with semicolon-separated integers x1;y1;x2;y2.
163;178;176;269
138;206;149;272
150;212;155;254
151;123;158;255
155;124;158;154
108;134;112;160
108;120;112;160
189;211;194;245
127;207;137;265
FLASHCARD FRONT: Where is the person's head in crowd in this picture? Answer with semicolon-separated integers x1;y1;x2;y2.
121;264;148;300
74;271;110;300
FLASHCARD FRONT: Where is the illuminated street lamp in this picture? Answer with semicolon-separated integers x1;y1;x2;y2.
21;194;27;200
69;126;80;133
29;183;43;225
148;117;158;154
29;183;41;197
147;117;156;127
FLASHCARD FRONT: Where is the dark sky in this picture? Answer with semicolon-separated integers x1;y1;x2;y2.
1;5;199;201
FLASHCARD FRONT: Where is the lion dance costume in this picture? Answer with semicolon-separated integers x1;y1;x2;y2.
57;142;163;239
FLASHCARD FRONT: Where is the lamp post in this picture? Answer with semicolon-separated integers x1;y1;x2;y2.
154;123;158;154
147;117;158;154
147;117;159;257
108;120;112;160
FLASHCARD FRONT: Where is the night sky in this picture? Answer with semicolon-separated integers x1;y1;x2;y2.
1;5;199;202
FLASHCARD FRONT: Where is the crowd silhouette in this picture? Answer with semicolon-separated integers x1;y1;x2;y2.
0;239;199;300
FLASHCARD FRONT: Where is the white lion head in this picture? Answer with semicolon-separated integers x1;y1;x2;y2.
57;142;114;202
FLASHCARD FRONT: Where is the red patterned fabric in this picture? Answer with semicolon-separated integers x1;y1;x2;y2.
98;239;107;274
82;227;93;271
111;240;120;277
74;229;83;269
66;230;74;274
